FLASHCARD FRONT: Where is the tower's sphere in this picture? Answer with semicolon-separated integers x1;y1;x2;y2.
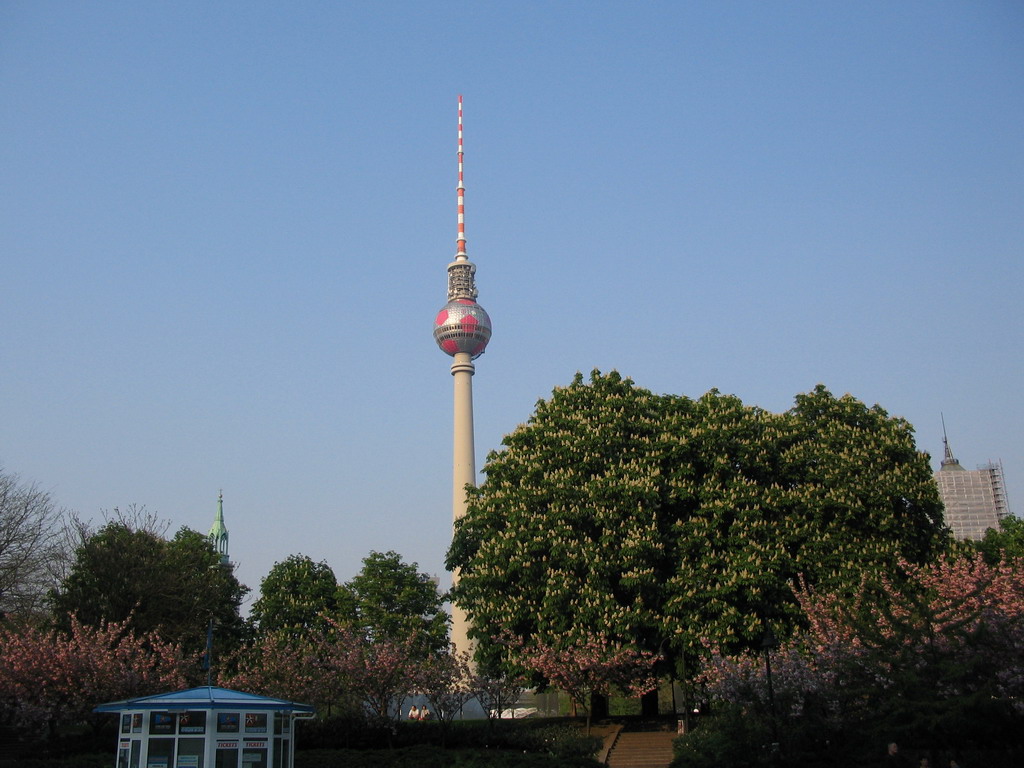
433;298;492;358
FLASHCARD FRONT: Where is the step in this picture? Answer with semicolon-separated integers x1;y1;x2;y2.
606;730;677;768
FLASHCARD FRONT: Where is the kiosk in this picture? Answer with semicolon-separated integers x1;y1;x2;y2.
94;686;315;768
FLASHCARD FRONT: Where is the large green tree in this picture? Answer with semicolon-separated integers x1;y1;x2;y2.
250;554;350;637
346;550;448;654
447;371;946;674
249;551;448;653
973;514;1024;564
50;520;247;657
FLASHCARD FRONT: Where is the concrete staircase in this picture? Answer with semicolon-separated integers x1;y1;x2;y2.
605;728;677;768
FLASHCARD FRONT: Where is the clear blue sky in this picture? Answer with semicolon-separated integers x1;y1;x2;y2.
2;1;1021;608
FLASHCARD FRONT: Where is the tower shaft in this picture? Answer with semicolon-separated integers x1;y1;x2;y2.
450;352;476;656
451;354;477;519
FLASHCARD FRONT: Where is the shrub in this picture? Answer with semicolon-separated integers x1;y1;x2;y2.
296;714;600;755
295;745;601;768
0;756;111;768
671;706;774;768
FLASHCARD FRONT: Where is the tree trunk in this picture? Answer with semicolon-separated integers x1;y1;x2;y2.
640;688;659;717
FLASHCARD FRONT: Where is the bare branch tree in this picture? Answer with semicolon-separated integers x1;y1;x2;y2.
0;469;62;621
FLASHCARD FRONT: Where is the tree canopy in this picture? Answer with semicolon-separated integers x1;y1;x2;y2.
250;550;448;655
447;370;946;673
973;514;1024;565
250;554;348;638
50;519;247;656
232;551;449;717
347;550;448;653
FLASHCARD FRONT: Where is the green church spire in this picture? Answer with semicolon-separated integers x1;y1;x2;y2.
208;490;230;566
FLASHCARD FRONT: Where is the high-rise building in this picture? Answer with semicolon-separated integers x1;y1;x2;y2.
433;96;492;659
935;431;1009;541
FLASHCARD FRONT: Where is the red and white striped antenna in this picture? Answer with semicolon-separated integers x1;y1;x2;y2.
456;94;467;260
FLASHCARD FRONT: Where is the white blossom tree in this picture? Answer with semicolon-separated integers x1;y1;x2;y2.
448;371;946;685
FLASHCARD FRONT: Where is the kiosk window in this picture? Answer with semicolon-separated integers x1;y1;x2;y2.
117;741;139;768
217;713;240;733
272;739;289;768
215;746;238;768
272;713;290;735
146;737;174;768
241;747;267;768
176;737;204;768
119;741;140;768
178;711;207;735
150;712;176;735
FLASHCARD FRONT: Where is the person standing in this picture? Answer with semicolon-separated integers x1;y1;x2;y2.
886;743;912;768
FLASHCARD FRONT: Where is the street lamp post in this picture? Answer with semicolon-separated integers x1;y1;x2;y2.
760;629;779;750
204;618;215;687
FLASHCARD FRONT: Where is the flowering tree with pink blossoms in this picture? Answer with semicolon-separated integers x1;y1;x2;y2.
516;635;660;733
331;622;423;726
470;669;527;725
0;615;190;736
416;645;475;742
223;618;429;726
695;553;1024;759
220;628;351;716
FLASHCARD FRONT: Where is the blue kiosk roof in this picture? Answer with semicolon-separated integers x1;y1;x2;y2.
94;686;315;714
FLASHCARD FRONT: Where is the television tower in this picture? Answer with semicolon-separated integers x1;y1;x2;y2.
433;95;492;659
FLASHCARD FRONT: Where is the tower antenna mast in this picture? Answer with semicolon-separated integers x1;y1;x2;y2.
457;94;466;260
940;413;959;467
